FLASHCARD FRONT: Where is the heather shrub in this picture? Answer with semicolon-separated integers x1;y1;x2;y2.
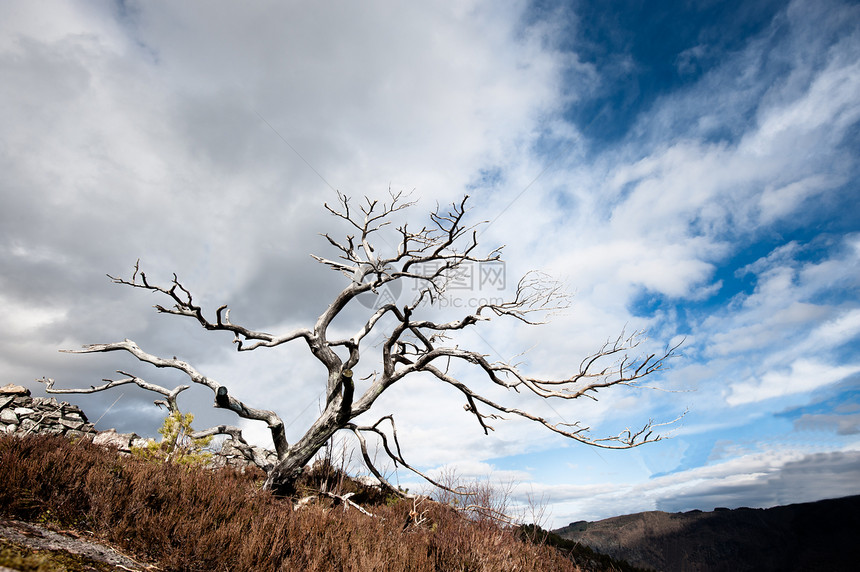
0;434;580;571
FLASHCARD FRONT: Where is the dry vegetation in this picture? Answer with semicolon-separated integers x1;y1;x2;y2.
0;434;583;571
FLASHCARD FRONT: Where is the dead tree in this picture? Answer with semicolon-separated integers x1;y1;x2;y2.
41;192;680;497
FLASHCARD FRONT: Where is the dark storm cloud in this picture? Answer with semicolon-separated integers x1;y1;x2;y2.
656;450;860;513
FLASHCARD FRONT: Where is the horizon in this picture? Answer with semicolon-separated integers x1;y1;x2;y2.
1;0;858;527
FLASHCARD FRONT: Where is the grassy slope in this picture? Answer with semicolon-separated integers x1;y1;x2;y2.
1;434;586;572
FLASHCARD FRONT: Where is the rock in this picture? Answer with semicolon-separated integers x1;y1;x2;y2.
31;397;59;408
93;429;139;451
130;437;154;450
0;384;30;396
0;392;267;471
63;409;88;423
19;419;38;432
58;417;85;430
212;439;276;471
65;429;94;441
355;475;382;488
0;516;150;571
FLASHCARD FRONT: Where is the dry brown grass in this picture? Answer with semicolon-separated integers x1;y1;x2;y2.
0;434;580;571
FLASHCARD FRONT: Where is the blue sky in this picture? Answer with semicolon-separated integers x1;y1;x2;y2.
1;0;858;527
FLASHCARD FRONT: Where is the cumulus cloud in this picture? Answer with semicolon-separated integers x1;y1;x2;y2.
727;360;860;406
0;0;571;427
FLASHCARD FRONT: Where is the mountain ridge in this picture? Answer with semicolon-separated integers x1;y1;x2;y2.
553;495;860;571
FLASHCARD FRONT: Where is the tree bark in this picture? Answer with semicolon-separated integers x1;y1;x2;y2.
264;369;354;495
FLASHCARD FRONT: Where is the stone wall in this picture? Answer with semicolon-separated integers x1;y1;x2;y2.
0;383;275;470
1;384;98;441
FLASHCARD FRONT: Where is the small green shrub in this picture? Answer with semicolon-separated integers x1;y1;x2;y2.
131;411;212;466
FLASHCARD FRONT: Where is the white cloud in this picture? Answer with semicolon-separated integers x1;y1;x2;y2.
0;294;67;335
726;359;860;406
758;174;845;223
681;233;860;413
811;309;860;345
706;302;830;357
747;56;860;156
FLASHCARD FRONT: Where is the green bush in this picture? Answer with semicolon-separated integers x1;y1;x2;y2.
131;411;213;466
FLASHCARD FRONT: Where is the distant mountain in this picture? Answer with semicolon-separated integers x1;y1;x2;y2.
553;495;860;572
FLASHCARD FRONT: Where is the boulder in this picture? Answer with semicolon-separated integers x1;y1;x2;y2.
58;417;85;430
0;384;30;396
0;409;19;424
19;419;38;433
62;409;88;423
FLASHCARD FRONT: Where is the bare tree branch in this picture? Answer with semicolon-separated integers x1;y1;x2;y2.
320;490;376;517
189;425;274;471
40;374;190;413
346;416;475;499
47;339;288;458
107;260;313;352
46;193;683;497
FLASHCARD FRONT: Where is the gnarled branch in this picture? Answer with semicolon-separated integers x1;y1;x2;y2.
46;193;683;499
107;260;313;352
49;339;288;458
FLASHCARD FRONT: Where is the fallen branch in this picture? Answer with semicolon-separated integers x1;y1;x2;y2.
319;491;376;517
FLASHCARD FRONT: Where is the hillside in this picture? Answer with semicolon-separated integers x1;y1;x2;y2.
1;385;654;571
9;384;857;571
554;495;860;571
0;434;588;571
